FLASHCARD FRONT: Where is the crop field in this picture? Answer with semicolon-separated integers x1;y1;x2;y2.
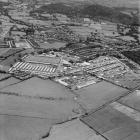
62;44;101;60
0;77;75;98
0;48;10;56
0;93;78;121
74;81;128;111
81;101;140;140
0;115;53;140
106;72;140;90
119;90;140;112
46;119;104;140
121;59;139;70
0;73;11;81
15;42;31;49
122;50;140;65
69;47;97;59
0;49;31;67
39;41;66;49
0;77;20;89
0;77;129;139
0;48;23;59
0;77;82;140
69;26;96;37
24;55;60;65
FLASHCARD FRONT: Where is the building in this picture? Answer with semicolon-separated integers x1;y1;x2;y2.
9;61;57;78
9;55;62;78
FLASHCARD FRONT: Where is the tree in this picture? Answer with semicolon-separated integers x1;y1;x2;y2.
18;54;21;58
117;24;125;35
31;52;35;55
38;50;42;54
10;64;13;67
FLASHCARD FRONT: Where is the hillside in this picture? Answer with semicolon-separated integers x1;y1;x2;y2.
89;0;139;8
2;0;140;8
32;3;139;25
38;0;139;8
81;5;134;24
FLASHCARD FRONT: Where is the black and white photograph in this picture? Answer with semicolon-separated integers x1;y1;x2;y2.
0;0;140;140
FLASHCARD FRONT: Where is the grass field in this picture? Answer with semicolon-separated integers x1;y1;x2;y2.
75;81;128;111
0;115;53;140
46;119;105;140
0;77;81;140
69;26;96;37
0;48;10;56
0;77;20;89
119;90;140;112
0;73;11;80
0;94;78;121
0;78;129;140
0;49;30;67
0;77;75;98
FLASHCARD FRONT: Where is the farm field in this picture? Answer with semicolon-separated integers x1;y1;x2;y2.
0;49;32;67
0;48;23;58
69;26;96;37
0;77;20;89
0;0;139;139
122;50;140;65
0;77;81;119
0;77;129;140
81;101;140;140
0;48;10;56
0;73;11;80
0;77;82;140
0;94;79;121
46;119;105;140
74;81;128;111
39;41;66;49
119;90;140;112
0;77;75;98
0;115;53;140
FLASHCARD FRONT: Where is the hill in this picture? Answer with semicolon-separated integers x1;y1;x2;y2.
2;0;140;8
89;0;139;8
35;3;79;16
38;0;139;8
81;4;139;25
32;3;139;25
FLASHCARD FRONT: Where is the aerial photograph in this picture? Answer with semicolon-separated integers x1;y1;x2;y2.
0;0;140;140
